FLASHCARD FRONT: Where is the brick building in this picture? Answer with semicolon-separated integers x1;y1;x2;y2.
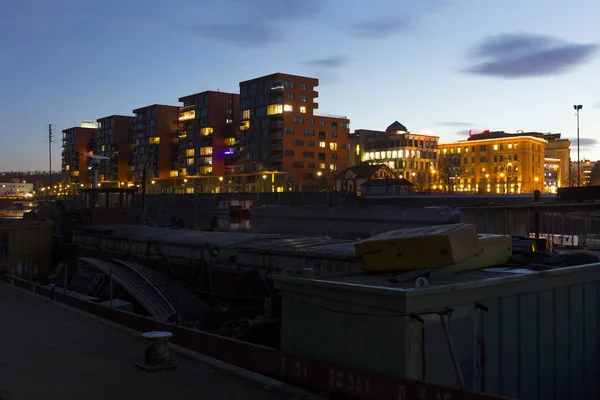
177;91;239;192
61;122;98;186
236;73;351;192
96;115;135;187
132;105;179;188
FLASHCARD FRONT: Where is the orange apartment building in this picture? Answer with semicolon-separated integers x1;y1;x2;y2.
177;90;239;193
96;115;135;187
236;73;351;191
132;104;179;187
61;122;98;186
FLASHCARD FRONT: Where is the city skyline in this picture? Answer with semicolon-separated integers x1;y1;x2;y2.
1;0;599;171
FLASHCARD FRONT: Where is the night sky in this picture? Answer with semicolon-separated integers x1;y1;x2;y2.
1;0;599;170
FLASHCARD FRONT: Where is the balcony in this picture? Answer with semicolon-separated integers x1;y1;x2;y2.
271;142;283;150
270;83;284;91
179;104;195;112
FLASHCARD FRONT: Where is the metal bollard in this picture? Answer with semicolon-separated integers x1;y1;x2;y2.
136;331;178;371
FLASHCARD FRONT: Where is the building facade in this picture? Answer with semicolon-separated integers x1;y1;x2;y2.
438;135;547;194
132;105;179;185
543;158;561;193
236;73;351;191
61;123;98;186
335;164;396;196
97;115;135;187
0;181;34;197
177;91;239;192
356;121;439;191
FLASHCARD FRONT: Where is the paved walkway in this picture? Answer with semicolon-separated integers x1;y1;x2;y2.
0;283;295;400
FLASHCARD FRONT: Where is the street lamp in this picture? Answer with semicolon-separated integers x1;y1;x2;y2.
574;105;583;186
316;171;322;177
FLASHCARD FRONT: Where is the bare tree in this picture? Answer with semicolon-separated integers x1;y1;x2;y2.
436;154;469;194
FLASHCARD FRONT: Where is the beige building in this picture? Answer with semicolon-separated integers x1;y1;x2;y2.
355;121;439;190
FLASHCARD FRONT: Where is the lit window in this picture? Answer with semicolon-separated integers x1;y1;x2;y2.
375;152;380;159
443;149;447;154
388;161;395;169
300;106;306;114
493;144;498;150
240;120;250;131
242;110;250;119
267;104;283;115
329;164;337;171
386;151;391;158
200;147;213;155
186;158;194;166
201;127;213;136
149;137;160;144
356;144;360;156
223;138;235;145
392;150;397;158
416;151;421;158
319;163;326;169
508;143;513;149
457;148;461;153
179;110;195;121
170;170;179;178
283;104;293;112
319;141;326;148
398;150;404;158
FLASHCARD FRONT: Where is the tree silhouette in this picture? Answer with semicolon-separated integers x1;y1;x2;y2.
436;154;469;194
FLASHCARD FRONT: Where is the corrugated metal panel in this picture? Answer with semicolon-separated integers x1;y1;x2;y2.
482;282;600;399
77;257;209;324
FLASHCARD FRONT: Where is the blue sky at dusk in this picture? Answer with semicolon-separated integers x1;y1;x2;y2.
1;0;599;171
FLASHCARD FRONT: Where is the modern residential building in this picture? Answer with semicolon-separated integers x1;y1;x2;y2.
177;91;239;192
356;121;439;190
96;115;135;187
132;105;179;186
61;122;98;186
236;73;351;192
438;134;548;194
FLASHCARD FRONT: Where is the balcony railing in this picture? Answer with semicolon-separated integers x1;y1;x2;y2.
313;111;348;119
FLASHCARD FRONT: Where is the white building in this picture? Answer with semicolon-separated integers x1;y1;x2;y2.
0;182;34;197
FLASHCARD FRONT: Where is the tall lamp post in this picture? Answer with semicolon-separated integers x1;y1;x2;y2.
574;104;583;186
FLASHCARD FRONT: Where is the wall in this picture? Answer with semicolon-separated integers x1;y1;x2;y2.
0;220;53;280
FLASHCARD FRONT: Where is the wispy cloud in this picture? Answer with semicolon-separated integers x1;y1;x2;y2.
464;34;598;78
454;129;472;137
568;138;598;147
192;0;322;48
192;24;278;48
304;56;353;69
351;18;410;39
438;122;473;127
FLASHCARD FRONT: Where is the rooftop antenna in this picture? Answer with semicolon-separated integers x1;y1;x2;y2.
49;124;54;194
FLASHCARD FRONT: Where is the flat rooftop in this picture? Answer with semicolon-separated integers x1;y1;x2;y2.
0;283;292;400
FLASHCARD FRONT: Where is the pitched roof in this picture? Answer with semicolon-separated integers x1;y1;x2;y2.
386;121;408;132
335;164;386;179
360;178;414;187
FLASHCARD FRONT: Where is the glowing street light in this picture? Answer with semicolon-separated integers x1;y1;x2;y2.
316;171;322;177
